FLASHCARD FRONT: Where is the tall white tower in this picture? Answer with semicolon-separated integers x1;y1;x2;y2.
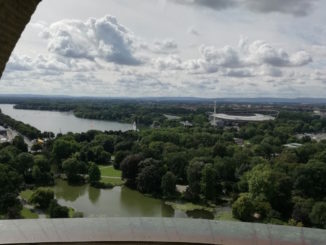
133;121;137;131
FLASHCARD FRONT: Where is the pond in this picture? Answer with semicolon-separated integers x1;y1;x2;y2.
54;179;214;219
0;104;133;134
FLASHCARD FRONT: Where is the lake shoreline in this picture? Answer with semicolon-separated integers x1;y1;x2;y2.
0;104;134;134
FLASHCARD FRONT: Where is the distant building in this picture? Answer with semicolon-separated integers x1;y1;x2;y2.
296;133;326;142
233;138;244;146
0;126;8;143
283;143;302;149
151;121;161;129
180;121;193;127
209;101;276;126
0;126;7;136
313;110;326;119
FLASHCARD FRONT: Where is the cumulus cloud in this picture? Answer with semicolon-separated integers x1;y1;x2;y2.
152;39;178;53
153;55;183;70
155;38;312;75
6;53;99;74
223;68;253;77
242;40;312;67
43;15;142;65
172;0;318;17
116;74;173;96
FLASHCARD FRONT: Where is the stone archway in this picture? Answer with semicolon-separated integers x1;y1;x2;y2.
0;0;41;78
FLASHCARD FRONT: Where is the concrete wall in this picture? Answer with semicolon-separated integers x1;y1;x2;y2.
0;0;41;78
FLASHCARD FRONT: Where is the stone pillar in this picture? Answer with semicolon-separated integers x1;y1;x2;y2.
0;0;42;78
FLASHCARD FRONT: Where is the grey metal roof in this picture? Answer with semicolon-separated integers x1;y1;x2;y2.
212;113;275;122
0;218;325;244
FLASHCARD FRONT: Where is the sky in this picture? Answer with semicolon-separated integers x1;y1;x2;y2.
1;0;326;98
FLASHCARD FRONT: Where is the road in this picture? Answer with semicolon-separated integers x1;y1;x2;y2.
6;127;33;151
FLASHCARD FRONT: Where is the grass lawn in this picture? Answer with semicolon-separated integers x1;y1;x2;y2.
20;207;38;219
99;165;124;186
20;189;34;202
101;177;124;186
165;201;215;213
99;165;122;177
215;211;238;221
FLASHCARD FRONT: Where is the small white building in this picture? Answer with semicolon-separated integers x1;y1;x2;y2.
283;143;302;149
0;126;7;136
180;121;193;127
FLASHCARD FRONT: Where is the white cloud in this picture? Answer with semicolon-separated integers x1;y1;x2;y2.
243;40;312;67
153;55;183;70
43;15;142;65
153;39;178;53
154;38;312;75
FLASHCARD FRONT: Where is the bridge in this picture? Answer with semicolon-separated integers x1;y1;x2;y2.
0;218;326;245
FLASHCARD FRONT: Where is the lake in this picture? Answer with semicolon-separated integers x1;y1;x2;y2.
0;104;133;134
54;180;214;219
1;104;215;219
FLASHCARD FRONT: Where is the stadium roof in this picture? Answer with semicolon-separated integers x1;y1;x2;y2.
212;113;275;122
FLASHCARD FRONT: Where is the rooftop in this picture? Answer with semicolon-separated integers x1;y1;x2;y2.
211;113;275;122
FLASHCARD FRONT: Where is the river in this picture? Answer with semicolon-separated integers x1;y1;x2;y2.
0;104;133;134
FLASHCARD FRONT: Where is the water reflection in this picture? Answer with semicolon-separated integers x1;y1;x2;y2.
54;180;88;202
54;179;214;219
88;187;101;204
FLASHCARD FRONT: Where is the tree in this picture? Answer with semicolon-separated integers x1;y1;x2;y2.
137;159;163;194
201;164;217;202
13;136;27;152
62;157;86;183
292;196;314;226
212;143;227;158
48;200;69;218
247;164;292;216
147;141;164;159
29;188;54;209
0;164;22;218
232;193;254;221
52;139;79;161
293;161;326;199
16;152;34;178
161;172;176;198
310;202;326;229
165;152;188;183
120;154;143;187
94;134;115;153
114;151;130;169
186;161;203;200
34;154;50;172
31;155;53;185
88;163;101;184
